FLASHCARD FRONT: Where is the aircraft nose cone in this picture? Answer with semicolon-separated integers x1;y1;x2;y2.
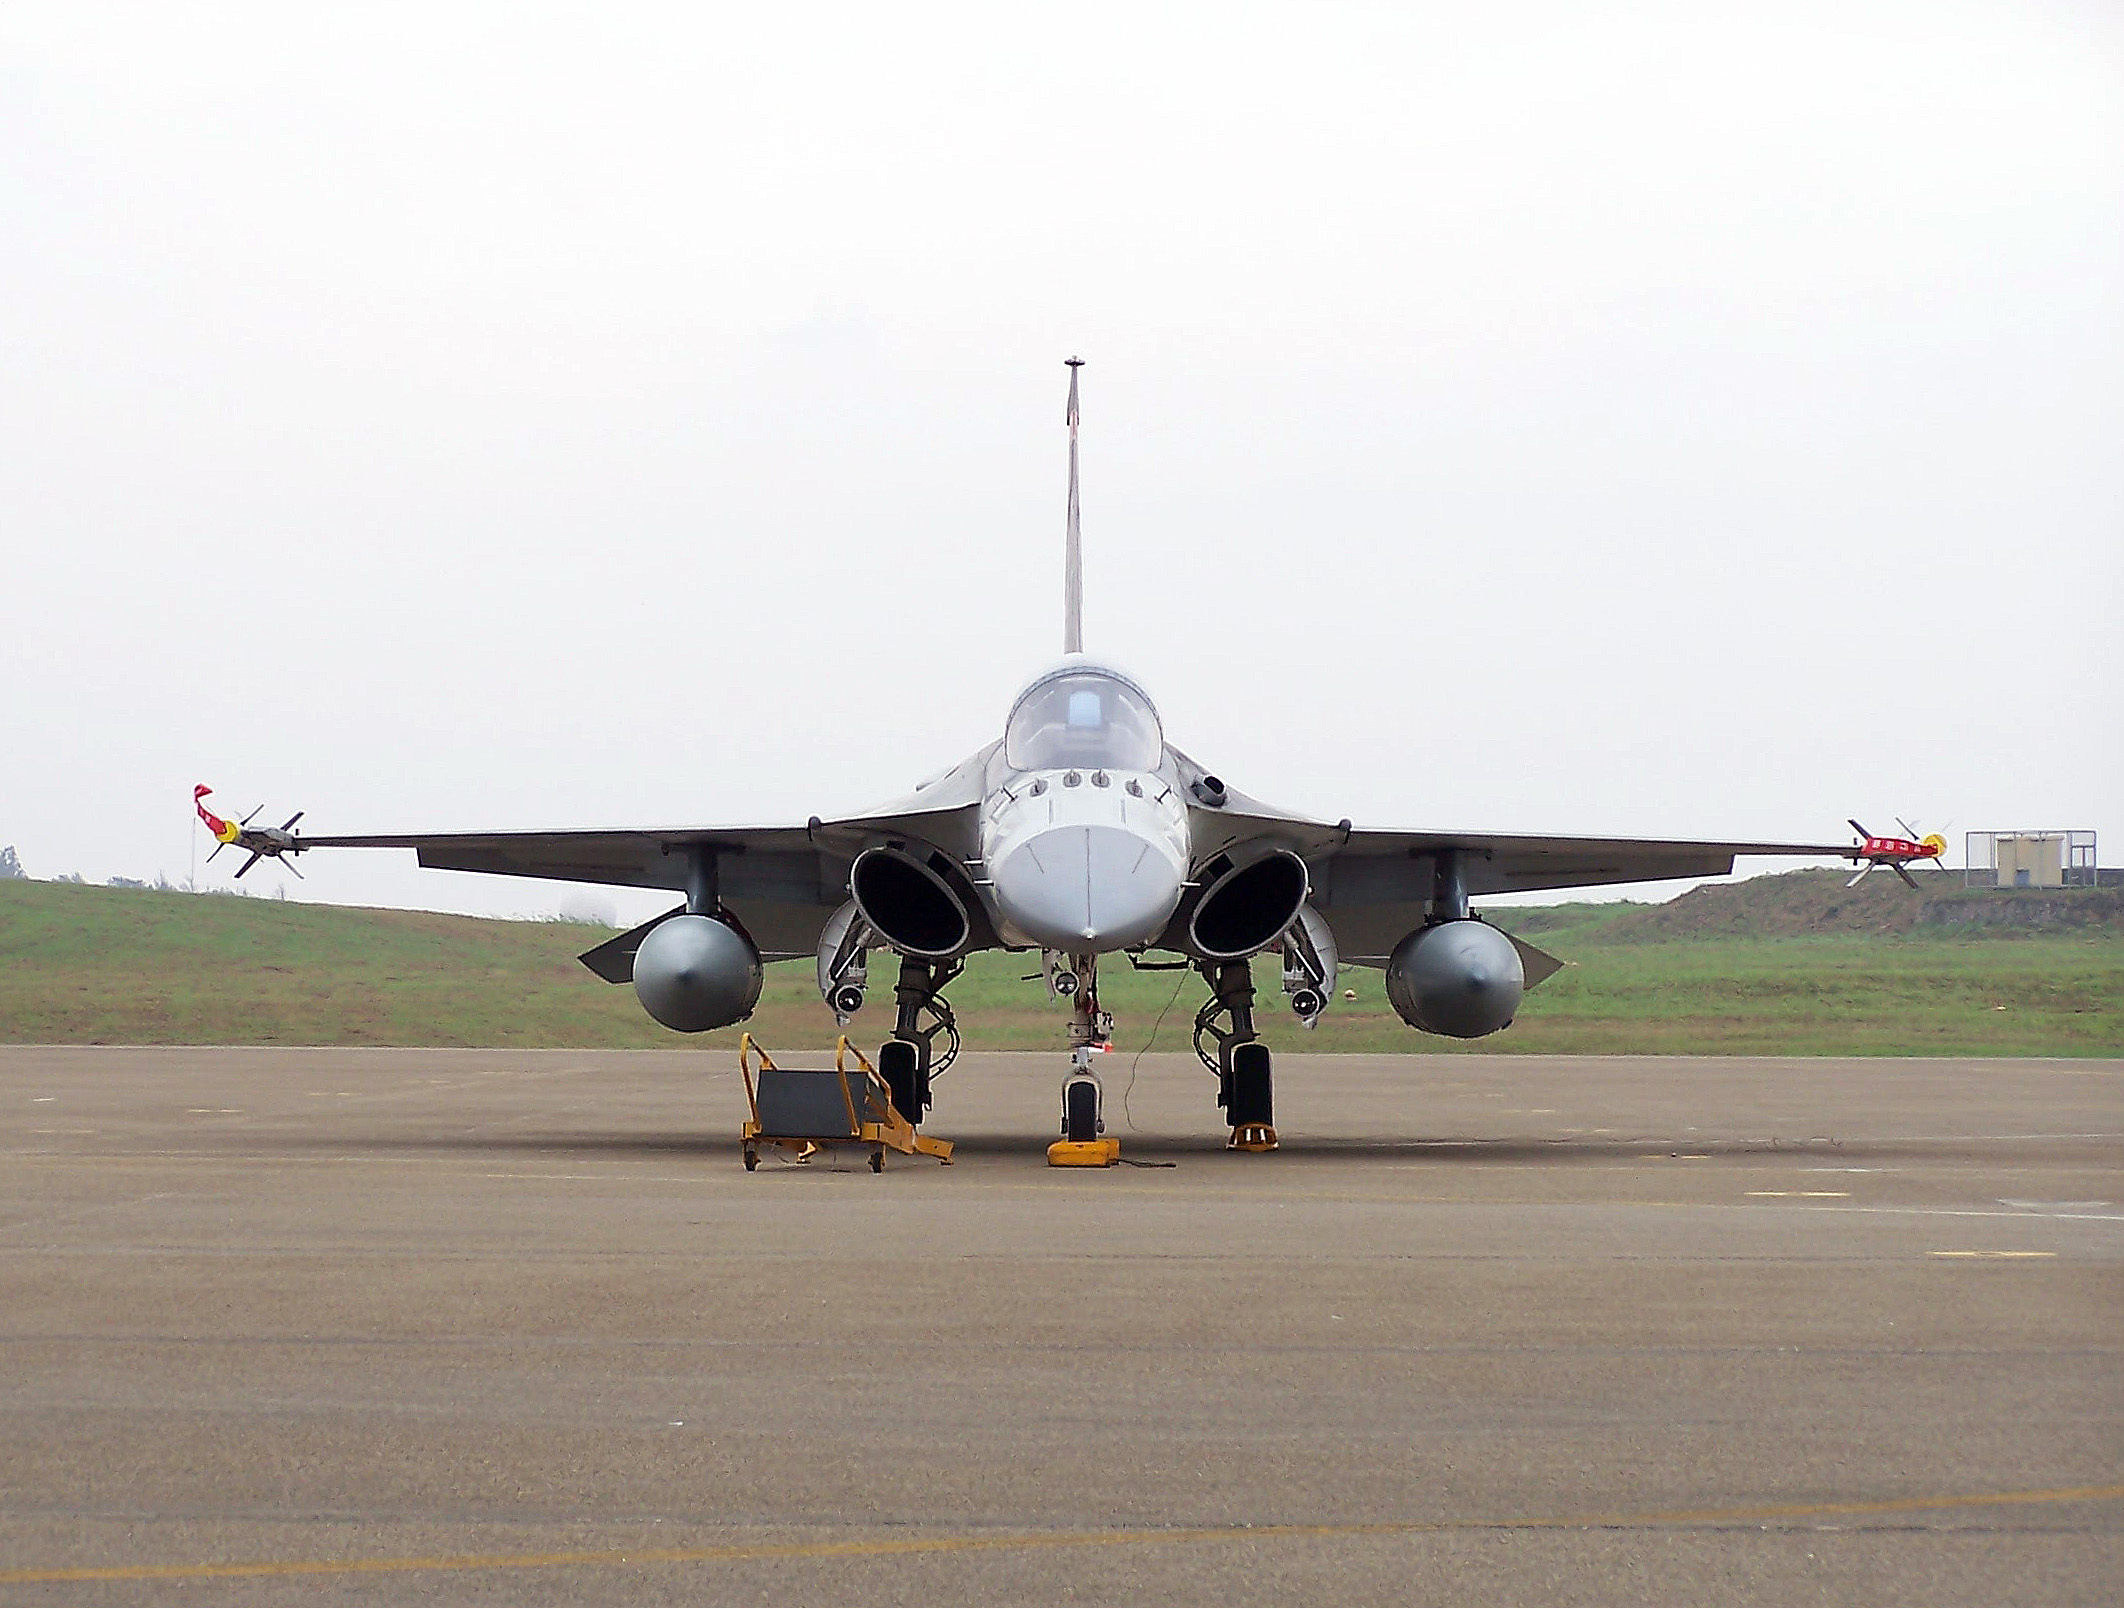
991;825;1183;952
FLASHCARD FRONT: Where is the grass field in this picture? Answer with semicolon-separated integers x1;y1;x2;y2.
3;877;2118;1056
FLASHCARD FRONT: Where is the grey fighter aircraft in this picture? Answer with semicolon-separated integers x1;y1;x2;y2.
293;360;1859;1148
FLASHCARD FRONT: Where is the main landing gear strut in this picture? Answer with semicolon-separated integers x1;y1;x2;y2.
1194;960;1278;1152
1049;952;1121;1166
878;955;959;1130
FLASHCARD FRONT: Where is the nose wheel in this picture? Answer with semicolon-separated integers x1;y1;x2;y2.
1062;1066;1103;1142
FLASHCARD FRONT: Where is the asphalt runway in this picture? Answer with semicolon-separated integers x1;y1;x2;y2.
2;1045;2118;1605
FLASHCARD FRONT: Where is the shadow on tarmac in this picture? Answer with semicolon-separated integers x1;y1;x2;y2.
226;1130;1955;1165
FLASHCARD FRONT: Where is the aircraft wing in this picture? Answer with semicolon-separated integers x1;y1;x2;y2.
1309;826;1855;902
1314;827;1851;963
299;767;988;962
297;823;837;959
1190;801;1851;964
297;823;826;894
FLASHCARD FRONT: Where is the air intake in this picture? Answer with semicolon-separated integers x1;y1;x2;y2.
849;846;973;959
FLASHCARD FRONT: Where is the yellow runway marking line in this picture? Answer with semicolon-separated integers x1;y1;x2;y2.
3;1484;2118;1586
1746;1190;1851;1198
1929;1249;2058;1259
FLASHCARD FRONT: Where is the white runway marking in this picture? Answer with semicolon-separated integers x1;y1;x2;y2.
1801;1204;2124;1223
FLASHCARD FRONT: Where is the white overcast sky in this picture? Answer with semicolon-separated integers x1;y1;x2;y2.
3;1;2119;923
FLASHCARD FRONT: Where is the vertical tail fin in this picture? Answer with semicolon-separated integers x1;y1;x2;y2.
1063;356;1084;654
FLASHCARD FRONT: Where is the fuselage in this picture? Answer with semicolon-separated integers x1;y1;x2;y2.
977;658;1191;953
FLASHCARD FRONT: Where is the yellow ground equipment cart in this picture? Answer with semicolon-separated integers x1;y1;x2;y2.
739;1034;954;1173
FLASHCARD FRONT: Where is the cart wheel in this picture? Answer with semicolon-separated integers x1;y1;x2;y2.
869;1149;885;1174
743;1146;758;1171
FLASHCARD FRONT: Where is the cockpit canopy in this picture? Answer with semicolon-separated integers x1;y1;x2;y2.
1003;667;1163;773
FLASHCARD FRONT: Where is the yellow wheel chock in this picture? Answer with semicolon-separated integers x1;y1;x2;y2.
1047;1137;1122;1167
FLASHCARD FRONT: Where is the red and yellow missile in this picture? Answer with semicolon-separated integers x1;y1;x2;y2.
194;786;306;878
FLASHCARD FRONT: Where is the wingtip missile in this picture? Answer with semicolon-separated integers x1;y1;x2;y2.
1845;818;1947;888
194;784;307;877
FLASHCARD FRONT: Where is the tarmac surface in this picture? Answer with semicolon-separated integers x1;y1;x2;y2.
1;1044;2119;1605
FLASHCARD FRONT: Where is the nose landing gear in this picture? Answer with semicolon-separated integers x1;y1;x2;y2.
1049;953;1121;1167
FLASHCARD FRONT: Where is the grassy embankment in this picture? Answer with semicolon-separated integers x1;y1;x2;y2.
1;874;2118;1056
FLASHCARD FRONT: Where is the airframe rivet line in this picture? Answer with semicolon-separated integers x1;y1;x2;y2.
2;1484;2118;1585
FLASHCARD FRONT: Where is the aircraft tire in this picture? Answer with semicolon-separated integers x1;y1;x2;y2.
1064;1078;1100;1143
1226;1044;1274;1128
879;1040;924;1126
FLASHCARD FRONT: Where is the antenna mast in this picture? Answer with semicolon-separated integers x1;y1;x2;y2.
1063;356;1084;654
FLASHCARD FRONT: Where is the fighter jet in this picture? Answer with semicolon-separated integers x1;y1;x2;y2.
293;360;1857;1148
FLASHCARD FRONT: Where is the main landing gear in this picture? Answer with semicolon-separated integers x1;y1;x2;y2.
1195;960;1277;1151
879;955;959;1130
1049;952;1121;1166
